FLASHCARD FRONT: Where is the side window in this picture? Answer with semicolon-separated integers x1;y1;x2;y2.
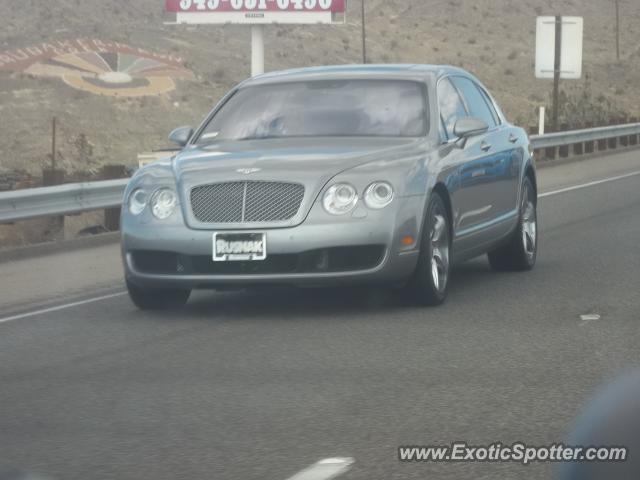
450;77;497;128
437;78;468;140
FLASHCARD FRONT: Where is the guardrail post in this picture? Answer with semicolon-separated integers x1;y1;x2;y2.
101;165;127;231
559;124;570;158
572;140;583;156
545;146;556;160
41;168;65;240
631;118;639;146
607;119;618;150
572;123;584;156
619;118;629;147
545;126;557;160
584;122;595;153
597;135;607;152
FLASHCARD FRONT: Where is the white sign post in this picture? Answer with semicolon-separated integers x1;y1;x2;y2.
538;106;545;135
164;0;347;77
535;16;583;131
251;25;265;76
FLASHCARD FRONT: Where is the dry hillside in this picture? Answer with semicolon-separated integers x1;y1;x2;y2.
1;0;639;178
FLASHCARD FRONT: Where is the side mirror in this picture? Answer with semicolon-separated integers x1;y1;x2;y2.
168;126;194;147
453;117;489;139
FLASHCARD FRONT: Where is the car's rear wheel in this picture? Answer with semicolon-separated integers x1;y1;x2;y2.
126;279;191;310
488;176;537;271
409;191;451;306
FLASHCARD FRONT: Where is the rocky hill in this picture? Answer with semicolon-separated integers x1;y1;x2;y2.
1;0;639;178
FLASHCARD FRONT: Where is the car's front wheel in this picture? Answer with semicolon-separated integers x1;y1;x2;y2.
488;176;538;271
409;191;451;306
126;279;191;310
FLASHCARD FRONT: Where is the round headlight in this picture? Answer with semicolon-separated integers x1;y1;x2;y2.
150;188;178;220
364;181;394;209
128;188;147;215
323;183;358;215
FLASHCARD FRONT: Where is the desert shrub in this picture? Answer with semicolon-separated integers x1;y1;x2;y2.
549;77;630;128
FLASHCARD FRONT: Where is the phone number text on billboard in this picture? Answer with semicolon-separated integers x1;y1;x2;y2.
170;0;345;12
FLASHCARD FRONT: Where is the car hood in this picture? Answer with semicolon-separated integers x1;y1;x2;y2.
174;137;426;181
172;137;430;229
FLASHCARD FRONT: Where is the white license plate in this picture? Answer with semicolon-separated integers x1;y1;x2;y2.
213;232;267;261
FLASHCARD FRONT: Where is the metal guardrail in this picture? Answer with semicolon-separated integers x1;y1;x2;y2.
0;179;128;223
1;123;639;223
530;122;640;149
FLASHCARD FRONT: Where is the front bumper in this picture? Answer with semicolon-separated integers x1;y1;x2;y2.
122;195;426;289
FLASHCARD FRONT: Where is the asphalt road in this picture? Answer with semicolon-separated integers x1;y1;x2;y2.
0;152;639;480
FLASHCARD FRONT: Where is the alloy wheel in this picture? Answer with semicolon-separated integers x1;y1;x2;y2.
521;184;537;260
430;207;450;293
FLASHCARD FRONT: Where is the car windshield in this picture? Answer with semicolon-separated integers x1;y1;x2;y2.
196;79;428;142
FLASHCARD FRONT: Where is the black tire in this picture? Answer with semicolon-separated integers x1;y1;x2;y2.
409;191;452;306
126;279;191;310
488;176;538;272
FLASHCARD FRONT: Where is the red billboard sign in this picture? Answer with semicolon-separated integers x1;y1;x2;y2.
165;0;346;13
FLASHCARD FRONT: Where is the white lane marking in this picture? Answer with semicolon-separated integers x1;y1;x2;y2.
285;458;354;480
580;314;601;322
0;292;127;324
539;170;640;198
579;313;602;326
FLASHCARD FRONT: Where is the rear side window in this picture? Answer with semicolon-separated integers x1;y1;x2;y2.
450;77;497;128
477;86;501;125
437;78;467;140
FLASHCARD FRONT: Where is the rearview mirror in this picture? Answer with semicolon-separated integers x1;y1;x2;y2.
453;117;489;139
168;126;194;147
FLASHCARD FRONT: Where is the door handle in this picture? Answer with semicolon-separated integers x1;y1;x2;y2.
508;134;518;144
480;141;492;152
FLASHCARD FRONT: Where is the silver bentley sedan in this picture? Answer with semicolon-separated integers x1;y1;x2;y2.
121;64;537;310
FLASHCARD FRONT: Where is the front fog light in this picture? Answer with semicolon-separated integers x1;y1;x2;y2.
150;188;178;219
128;188;147;215
323;183;358;215
364;181;394;209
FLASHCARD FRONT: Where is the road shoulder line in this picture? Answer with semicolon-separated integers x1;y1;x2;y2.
539;170;640;198
0;292;127;324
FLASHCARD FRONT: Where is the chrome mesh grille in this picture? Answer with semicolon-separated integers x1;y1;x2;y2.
190;181;305;224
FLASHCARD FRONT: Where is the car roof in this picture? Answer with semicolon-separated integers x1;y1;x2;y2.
242;64;471;86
